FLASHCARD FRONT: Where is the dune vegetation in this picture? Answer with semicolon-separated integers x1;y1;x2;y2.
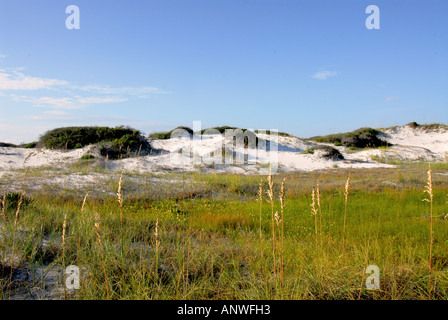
1;162;447;300
309;127;390;149
1;123;448;300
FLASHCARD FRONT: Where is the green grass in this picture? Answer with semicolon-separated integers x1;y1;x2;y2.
39;126;145;150
309;127;389;149
1;166;448;300
302;145;344;160
80;154;95;160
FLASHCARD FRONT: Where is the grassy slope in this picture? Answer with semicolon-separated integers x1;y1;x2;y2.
1;166;447;300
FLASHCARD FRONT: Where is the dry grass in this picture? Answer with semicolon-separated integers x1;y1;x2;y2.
62;212;67;299
94;212;110;300
342;174;351;258
266;172;277;279
8;192;23;299
423;164;434;297
279;178;285;280
258;180;264;275
311;187;319;252
2;163;448;300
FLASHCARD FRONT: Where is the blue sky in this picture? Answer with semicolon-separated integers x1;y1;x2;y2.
0;0;447;143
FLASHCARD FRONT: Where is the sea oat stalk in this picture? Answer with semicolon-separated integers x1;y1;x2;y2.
423;163;434;297
62;212;67;299
342;174;351;258
311;188;319;253
258;180;264;268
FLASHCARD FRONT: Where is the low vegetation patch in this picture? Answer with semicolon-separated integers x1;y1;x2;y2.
39;126;152;159
40;126;144;149
20;142;38;149
0;192;32;211
1;167;447;300
0;142;17;148
310;127;390;149
80;154;95;160
405;122;448;131
149;125;292;140
149;126;194;139
303;145;344;160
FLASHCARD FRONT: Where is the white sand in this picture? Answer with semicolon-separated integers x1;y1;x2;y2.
1;124;447;176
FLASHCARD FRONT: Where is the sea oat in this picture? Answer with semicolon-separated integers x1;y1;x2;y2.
81;192;89;214
258;180;264;265
423;164;434;297
62;212;68;299
274;211;280;226
117;172;124;209
342;174;351;258
311;188;319;252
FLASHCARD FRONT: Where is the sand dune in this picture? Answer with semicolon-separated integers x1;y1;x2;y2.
0;124;447;175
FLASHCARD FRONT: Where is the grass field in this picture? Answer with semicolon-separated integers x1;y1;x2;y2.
1;163;448;300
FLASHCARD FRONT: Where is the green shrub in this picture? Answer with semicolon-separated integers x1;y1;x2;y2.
254;129;291;137
148;131;171;139
0;142;17;148
303;145;344;160
0;192;32;211
149;126;193;140
406;122;420;129
302;148;314;155
39;126;152;160
21;142;37;149
201;126;243;135
80;154;95;160
406;122;448;132
39;126;145;150
310;127;389;149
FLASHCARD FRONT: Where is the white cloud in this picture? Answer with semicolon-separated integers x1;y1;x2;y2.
74;85;169;97
11;94;128;110
11;95;82;110
312;70;338;80
385;96;400;102
0;68;169;116
0;70;67;90
43;110;69;115
76;96;128;104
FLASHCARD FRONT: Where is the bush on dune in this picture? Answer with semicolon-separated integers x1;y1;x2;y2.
303;145;344;160
0;142;17;148
149;126;193;139
39;126;152;159
310;127;389;149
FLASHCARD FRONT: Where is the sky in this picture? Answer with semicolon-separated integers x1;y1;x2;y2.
0;0;447;143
